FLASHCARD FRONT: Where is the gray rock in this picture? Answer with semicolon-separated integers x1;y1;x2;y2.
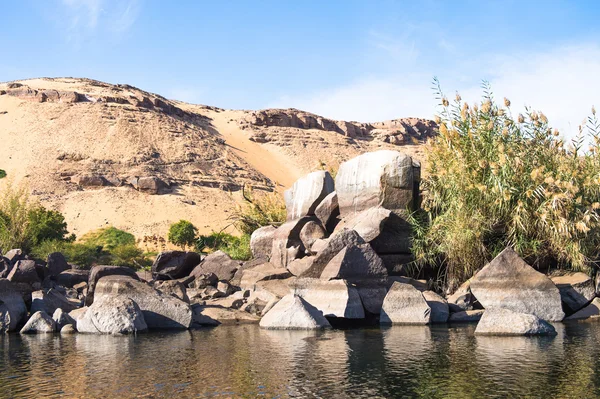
217;280;234;296
551;272;596;314
31;289;80;315
565;297;600;321
475;308;557;336
314;191;340;233
287;257;315;277
240;263;292;288
0;279;27;331
335;150;419;218
77;295;148;334
292;278;364;319
357;285;387;314
20;311;56;334
8;260;41;285
309;238;329;255
94;276;192;329
300;229;365;278
380;282;431;325
0;301;11;333
447;279;474;312
259;294;331;330
189;272;219;289
250;226;277;260
191;251;241;281
320;244;387;283
284;171;334;220
85;265;140;306
469;248;564;321
153;280;189;302
423;291;449;323
152;251;202;280
60;324;76;334
52;308;76;330
299;221;326;253
56;269;89;288
448;310;485;323
270;217;314;268
386;276;428;292
46;252;70;277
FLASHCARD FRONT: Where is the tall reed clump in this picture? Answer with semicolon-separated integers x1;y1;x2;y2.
412;79;600;290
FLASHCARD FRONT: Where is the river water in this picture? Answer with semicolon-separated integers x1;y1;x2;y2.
1;322;599;398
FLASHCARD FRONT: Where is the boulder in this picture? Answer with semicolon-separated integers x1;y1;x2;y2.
284;171;334;220
292;278;364;319
287;257;315;277
56;269;89;288
94;276;192;329
314;191;340;233
380;254;415;276
299;221;326;253
270;217;314;268
61;324;76;334
250;226;277;260
447;279;475;312
469;248;564;321
191;304;260;326
77;295;148;334
448;309;485;323
309;239;329;255
474;308;557;336
20;311;56;334
153;280;189;302
357;285;388;314
46;252;70;277
136;176;168;194
52;308;76;330
335;150;419;218
380;282;431;324
230;258;267;287
85;265;139;306
300;229;365;278
387;276;428;292
190;251;241;281
152;251;202;280
550;273;596;314
239;263;292;288
189;272;219;289
31;289;80;315
422;291;449;323
7;260;41;285
0;279;27;331
259;294;331;330
565;298;600;321
0;302;11;333
0;256;11;278
320;244;387;283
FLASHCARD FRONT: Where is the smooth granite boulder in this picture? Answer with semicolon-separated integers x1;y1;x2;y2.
469;248;564;321
284;171;334;221
52;308;76;330
474;307;556;336
20;311;56;334
380;282;431;325
77;295;148;334
565;298;600;321
300;229;365;278
293;278;364;319
551;272;596;314
270;217;314;269
31;289;80;315
299;221;326;254
449;310;485;323
239;263;292;288
314;191;340;233
250;226;277;260
152;251;202;280
8;260;41;285
190;251;241;281
85;265;140;306
423;291;449;323
319;244;387;283
259;294;331;330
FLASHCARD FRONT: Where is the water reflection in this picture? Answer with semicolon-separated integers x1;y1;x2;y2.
2;324;600;398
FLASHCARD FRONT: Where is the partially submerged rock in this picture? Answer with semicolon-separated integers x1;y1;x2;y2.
448;310;485;323
77;295;148;334
565;298;600;321
550;272;596;314
259;294;331;330
474;308;556;336
0;279;27;331
20;311;56;334
469;248;564;321
293;278;364;319
380;282;430;325
423;291;449;323
53;308;76;330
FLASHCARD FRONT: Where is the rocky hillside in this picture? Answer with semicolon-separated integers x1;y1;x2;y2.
0;77;435;238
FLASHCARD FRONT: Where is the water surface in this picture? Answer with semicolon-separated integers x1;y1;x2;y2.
1;323;599;398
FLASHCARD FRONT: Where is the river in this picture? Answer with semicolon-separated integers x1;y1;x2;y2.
1;322;599;398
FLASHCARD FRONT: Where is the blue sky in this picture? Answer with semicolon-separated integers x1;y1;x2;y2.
1;0;599;136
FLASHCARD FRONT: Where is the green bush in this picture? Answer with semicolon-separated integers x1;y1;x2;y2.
412;79;600;290
197;232;252;261
0;170;6;179
168;220;198;249
232;186;286;235
80;226;135;250
27;207;72;246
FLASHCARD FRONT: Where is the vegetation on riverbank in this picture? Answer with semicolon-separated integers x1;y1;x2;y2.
411;79;600;289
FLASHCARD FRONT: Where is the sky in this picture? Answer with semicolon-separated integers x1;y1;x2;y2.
1;0;599;137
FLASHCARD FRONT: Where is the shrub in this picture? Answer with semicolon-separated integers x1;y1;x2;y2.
0;170;6;179
168;220;198;249
196;232;252;261
413;79;600;290
27;207;72;246
232;186;286;235
79;226;135;251
0;183;35;252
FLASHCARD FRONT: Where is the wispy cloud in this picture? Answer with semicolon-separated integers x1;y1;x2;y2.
60;0;141;45
269;43;600;139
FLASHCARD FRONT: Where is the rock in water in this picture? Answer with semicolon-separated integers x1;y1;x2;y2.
474;308;556;336
94;276;192;329
250;226;277;260
259;294;331;330
469;248;564;321
152;251;201;280
77;296;148;334
565;298;600;321
284;171;334;221
0;279;27;331
448;310;484;323
423;291;449;323
380;282;431;325
550;272;596;314
293;278;364;319
0;301;11;333
20;311;56;334
53;308;76;330
335;150;419;218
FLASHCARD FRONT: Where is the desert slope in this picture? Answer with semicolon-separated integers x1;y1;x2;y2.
0;77;435;239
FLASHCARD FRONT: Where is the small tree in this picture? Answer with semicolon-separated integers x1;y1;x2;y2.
168;220;198;250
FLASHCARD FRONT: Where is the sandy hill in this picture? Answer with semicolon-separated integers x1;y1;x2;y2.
0;77;436;240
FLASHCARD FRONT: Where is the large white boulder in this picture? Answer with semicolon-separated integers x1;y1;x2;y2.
475;307;556;336
259;294;331;330
284;171;334;221
380;282;430;325
77;295;148;334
